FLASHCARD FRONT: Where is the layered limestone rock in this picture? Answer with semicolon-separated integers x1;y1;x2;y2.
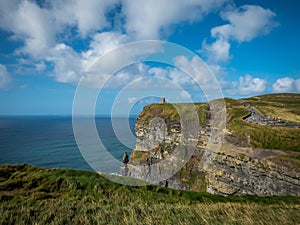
127;102;300;196
203;144;300;196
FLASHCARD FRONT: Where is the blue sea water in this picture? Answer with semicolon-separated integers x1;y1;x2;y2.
0;116;136;172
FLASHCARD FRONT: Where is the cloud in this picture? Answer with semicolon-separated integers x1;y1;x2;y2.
148;66;195;89
238;74;267;94
213;5;278;42
0;0;279;96
81;56;218;91
81;32;129;72
0;0;230;88
146;66;197;90
295;79;300;92
0;0;118;58
46;43;83;84
35;61;46;72
123;0;228;40
226;74;266;95
0;0;55;58
128;97;137;104
46;31;151;86
0;64;12;89
201;38;231;62
171;56;226;100
148;67;168;78
272;77;296;93
50;0;118;37
81;62;149;89
173;56;215;87
0;0;228;59
201;5;278;63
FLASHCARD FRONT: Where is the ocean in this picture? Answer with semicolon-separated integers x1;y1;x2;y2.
0;116;137;172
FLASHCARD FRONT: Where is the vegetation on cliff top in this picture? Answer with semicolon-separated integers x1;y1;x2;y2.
137;103;208;127
226;95;300;152
1;164;300;225
243;93;300;123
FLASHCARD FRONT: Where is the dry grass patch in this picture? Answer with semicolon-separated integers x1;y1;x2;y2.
256;105;300;123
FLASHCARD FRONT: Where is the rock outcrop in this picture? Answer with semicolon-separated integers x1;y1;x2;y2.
203;144;300;196
126;101;300;196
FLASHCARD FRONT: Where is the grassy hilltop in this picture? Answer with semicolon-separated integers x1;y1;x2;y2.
228;94;300;151
1;164;300;225
243;93;300;123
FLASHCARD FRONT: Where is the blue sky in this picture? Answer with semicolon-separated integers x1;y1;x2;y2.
0;0;299;115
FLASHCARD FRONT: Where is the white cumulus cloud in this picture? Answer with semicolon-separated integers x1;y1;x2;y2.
81;32;129;72
213;5;277;42
173;56;215;87
46;43;83;84
226;74;266;95
201;38;231;62
201;4;278;63
0;0;118;59
238;74;267;94
123;0;229;40
50;0;118;37
272;77;295;93
0;0;56;58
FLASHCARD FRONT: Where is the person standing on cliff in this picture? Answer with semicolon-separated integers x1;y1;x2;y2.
122;152;129;164
121;152;129;176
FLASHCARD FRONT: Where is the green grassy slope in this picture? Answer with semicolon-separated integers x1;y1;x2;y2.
226;97;300;151
1;164;300;225
137;103;208;126
243;93;300;123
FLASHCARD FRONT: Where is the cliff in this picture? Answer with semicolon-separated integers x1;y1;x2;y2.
126;94;300;196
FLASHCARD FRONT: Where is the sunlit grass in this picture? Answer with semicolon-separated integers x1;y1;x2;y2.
243;93;300;123
226;97;300;152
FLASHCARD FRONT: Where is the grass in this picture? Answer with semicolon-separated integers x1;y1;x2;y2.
243;93;300;123
137;103;207;127
1;164;300;225
225;97;300;152
130;150;151;162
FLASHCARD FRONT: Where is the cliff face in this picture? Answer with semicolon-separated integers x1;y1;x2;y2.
126;100;300;196
203;145;300;196
128;116;207;191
